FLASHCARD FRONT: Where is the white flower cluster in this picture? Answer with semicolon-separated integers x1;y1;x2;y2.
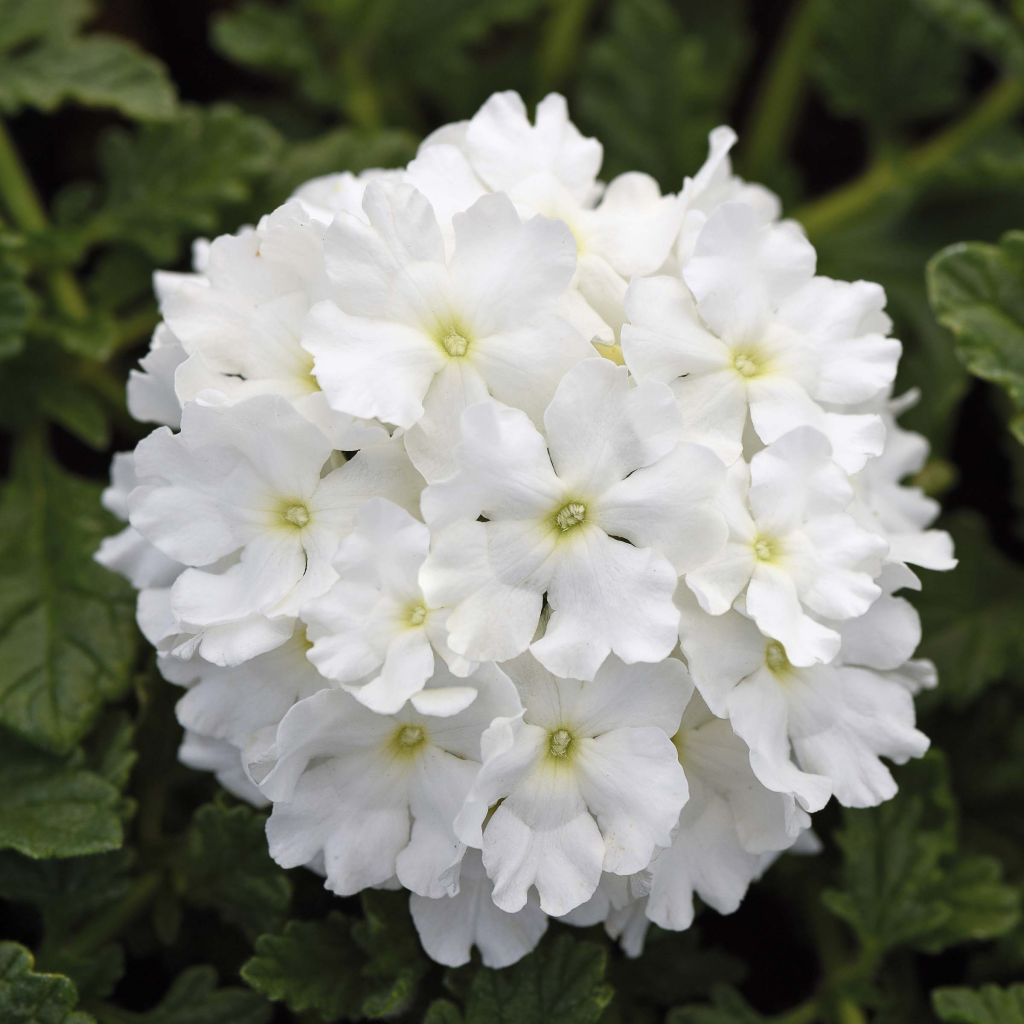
99;92;956;967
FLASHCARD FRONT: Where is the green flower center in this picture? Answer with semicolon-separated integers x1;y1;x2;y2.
393;724;427;756
548;727;574;759
554;501;587;533
406;603;428;627
440;330;469;358
283;503;310;528
753;535;777;562
765;640;790;676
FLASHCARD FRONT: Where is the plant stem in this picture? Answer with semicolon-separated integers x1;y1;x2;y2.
539;0;594;92
794;76;1024;239
742;0;824;180
61;872;163;959
0;120;89;322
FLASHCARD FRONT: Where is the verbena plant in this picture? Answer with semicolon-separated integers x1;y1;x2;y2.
1;2;1024;1023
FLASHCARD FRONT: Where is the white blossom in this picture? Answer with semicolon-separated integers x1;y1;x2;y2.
99;92;957;969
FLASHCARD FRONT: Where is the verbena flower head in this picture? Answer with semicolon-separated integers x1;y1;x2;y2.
100;90;955;967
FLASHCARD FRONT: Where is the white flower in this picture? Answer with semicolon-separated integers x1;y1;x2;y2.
623;203;900;470
303;498;475;715
409;91;682;346
420;91;603;205
258;663;520;898
127;323;186;428
454;655;691;916
303;183;592;481
178;729;266;808
173;627;328;769
97;93;958;967
641;693;808;930
96;451;180;590
677;578;930;811
850;391;957;572
421;358;726;680
129;394;421;665
685;427;887;666
409;849;548;969
676;126;781;262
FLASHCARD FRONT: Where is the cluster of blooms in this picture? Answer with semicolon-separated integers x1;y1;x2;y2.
99;92;956;967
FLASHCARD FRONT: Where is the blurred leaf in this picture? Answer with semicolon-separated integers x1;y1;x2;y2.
257;126;416;209
213;0;545;124
0;441;137;754
106;966;270;1024
0;734;122;858
913;0;1024;73
452;933;614;1024
0;260;34;361
823;754;1020;956
928;230;1024;443
178;801;291;940
914;513;1024;705
933;983;1024;1023
0;942;91;1024
667;985;770;1023
0;36;177;120
813;0;967;135
57;105;281;263
0;848;134;998
0;0;91;52
577;0;748;186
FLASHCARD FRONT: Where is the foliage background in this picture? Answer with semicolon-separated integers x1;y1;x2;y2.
2;0;1024;1021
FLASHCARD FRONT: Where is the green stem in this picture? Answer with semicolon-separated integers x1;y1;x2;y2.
0;120;89;322
538;0;595;92
61;872;162;960
742;0;824;180
794;76;1024;239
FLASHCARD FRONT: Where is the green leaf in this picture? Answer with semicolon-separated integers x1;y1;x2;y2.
667;985;770;1023
456;933;614;1024
257;126;417;210
0;440;137;754
933;984;1024;1023
0;0;91;52
57;105;281;263
913;0;1024;74
0;848;133;998
0;733;123;858
241;913;365;1021
928;230;1024;443
178;801;292;940
0;942;92;1024
0;260;34;361
212;0;545;123
242;895;429;1023
107;967;270;1024
577;0;749;186
813;0;967;135
913;512;1024;705
0;36;177;120
823;754;1020;956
